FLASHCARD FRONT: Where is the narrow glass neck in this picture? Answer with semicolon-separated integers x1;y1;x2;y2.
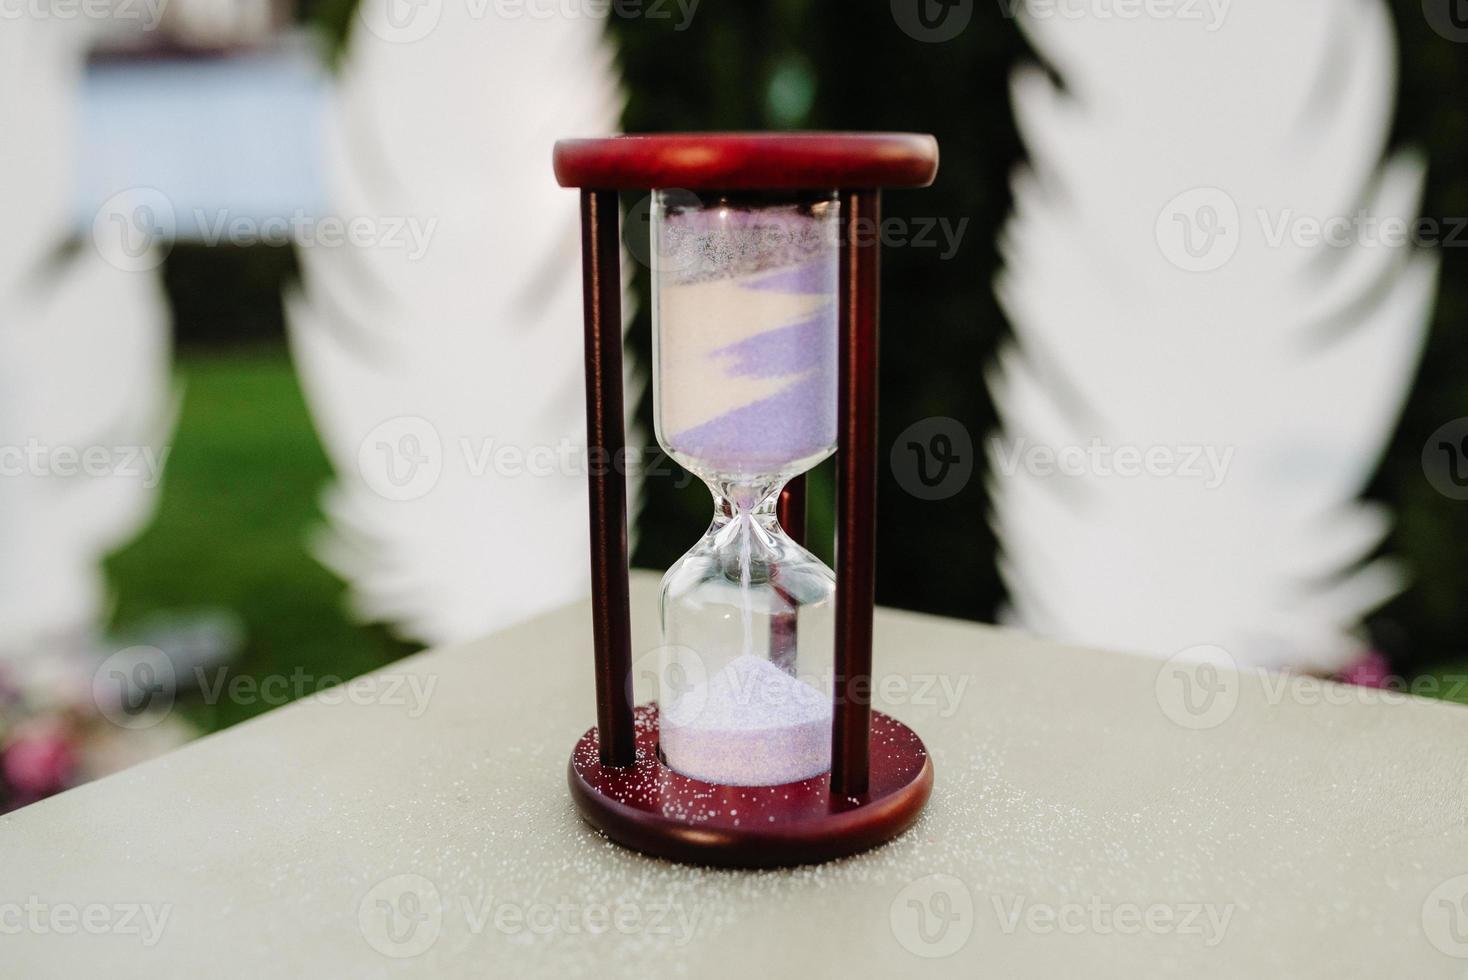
710;480;783;530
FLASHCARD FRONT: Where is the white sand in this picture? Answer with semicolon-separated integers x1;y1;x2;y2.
656;274;831;437
660;654;833;786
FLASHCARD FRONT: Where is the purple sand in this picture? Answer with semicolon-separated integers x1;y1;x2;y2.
666;376;837;474
658;203;839;478
712;310;835;380
742;254;838;294
660;655;832;786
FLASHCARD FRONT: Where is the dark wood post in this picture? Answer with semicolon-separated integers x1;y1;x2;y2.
832;189;880;798
769;475;807;674
777;475;806;548
579;189;635;767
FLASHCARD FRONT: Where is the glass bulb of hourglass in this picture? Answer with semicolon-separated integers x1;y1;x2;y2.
651;189;839;787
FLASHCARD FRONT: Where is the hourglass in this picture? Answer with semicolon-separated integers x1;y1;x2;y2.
555;134;938;867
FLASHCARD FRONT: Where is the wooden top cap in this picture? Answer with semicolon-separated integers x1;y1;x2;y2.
553;132;939;191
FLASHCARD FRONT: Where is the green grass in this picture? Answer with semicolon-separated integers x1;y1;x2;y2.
104;344;412;732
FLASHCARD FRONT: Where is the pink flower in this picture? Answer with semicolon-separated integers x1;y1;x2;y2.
2;723;77;799
1337;650;1394;690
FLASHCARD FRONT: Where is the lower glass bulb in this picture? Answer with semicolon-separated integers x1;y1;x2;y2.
658;487;834;786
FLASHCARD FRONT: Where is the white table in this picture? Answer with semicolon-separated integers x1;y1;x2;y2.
6;572;1468;977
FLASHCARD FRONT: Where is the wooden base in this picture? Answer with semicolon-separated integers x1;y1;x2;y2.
568;705;933;868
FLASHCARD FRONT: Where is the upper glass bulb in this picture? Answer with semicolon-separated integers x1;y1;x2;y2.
650;190;840;787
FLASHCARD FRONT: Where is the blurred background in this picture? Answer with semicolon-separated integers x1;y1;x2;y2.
2;0;1466;806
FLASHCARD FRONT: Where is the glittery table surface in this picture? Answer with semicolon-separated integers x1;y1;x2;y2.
6;572;1468;978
